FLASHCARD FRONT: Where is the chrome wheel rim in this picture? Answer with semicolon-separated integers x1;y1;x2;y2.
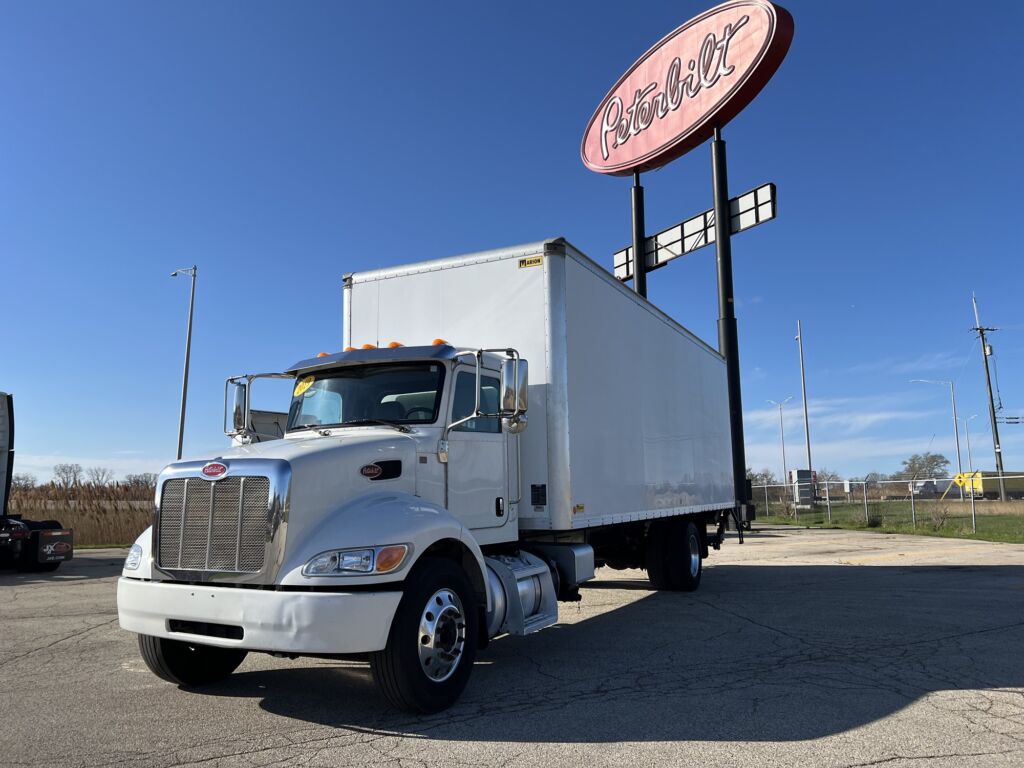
417;588;466;683
688;532;701;578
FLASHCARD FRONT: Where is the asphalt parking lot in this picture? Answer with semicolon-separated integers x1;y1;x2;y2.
3;526;1024;767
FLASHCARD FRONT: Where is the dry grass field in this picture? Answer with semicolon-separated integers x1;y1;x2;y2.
9;483;153;546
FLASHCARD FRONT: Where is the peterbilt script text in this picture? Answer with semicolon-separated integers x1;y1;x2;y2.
600;15;749;161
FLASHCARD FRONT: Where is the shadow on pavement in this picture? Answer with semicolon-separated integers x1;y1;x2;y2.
0;550;126;585
197;562;1024;742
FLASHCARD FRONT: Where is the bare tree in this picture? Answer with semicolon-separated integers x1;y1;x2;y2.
86;466;115;486
816;468;842;482
746;467;778;486
53;463;83;490
124;473;159;490
11;473;37;490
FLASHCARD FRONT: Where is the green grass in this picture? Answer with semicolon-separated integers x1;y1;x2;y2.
757;500;1024;544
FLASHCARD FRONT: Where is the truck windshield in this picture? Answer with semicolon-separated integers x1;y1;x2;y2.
287;363;445;431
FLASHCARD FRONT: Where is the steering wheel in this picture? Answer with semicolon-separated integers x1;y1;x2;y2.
404;407;434;420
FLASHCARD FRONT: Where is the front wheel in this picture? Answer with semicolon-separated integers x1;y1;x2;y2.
370;557;478;713
137;635;248;686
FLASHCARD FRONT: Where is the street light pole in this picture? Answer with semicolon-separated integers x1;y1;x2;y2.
767;397;793;489
910;378;964;500
171;266;197;461
962;414;978;473
949;381;963;491
795;320;813;477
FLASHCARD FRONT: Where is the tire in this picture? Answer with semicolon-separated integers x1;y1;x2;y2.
674;520;703;592
137;634;247;686
645;518;702;592
645;520;673;590
370;557;478;713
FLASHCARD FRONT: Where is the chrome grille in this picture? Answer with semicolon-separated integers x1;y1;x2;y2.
157;476;271;573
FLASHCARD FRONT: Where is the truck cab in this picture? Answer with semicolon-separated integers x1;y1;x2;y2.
119;343;545;712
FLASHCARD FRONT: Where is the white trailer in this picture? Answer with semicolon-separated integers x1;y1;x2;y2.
344;238;734;535
117;238;740;712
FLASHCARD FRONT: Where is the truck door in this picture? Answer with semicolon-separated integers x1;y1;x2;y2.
446;369;508;530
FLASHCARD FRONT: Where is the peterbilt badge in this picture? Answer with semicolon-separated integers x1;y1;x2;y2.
201;461;228;479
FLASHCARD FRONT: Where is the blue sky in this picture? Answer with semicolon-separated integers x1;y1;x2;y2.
3;0;1022;481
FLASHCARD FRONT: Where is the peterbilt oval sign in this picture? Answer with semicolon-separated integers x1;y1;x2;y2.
581;0;793;176
201;461;228;479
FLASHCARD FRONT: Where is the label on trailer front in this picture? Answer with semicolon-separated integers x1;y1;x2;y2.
518;256;543;269
37;530;73;562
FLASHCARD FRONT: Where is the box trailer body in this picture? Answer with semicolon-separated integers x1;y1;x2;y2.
344;238;735;534
964;472;1024;499
117;238;741;713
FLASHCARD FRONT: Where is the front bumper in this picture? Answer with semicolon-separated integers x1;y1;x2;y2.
117;577;402;654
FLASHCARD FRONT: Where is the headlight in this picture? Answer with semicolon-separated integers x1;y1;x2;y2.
124;544;143;571
302;544;409;577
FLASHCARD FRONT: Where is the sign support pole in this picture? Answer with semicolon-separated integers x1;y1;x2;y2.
711;126;749;514
631;171;647;298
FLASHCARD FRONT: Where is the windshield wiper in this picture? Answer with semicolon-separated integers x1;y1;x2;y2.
288;423;329;433
339;418;412;434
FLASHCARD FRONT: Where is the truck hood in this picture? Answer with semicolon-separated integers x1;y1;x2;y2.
184;428;416;468
177;429;419;552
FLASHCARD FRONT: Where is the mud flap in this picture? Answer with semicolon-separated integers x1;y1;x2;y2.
36;529;74;564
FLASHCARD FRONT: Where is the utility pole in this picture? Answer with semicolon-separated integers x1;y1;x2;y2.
972;294;1006;501
172;266;198;461
796;320;813;480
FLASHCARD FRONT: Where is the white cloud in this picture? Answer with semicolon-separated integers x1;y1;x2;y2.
843;350;965;376
744;394;939;435
745;435;946;476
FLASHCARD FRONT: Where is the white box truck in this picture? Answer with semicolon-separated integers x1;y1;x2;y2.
117;238;740;712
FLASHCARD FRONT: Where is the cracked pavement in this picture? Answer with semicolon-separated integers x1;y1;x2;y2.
2;527;1024;767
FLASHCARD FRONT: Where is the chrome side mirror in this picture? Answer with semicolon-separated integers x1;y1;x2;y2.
231;381;248;432
500;358;528;416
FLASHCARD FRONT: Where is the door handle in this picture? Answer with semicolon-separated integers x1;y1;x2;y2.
495;497;505;517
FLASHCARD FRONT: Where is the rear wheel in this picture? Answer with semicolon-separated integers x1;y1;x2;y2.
137;635;248;686
645;518;702;592
370;557;478;712
674;520;703;592
645;520;673;590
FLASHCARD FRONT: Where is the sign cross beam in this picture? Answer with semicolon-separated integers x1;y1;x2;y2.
614;183;776;282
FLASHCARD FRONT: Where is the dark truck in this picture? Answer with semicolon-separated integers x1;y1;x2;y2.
0;392;73;572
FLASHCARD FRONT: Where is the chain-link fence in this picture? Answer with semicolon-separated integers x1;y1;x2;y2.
753;474;1024;542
